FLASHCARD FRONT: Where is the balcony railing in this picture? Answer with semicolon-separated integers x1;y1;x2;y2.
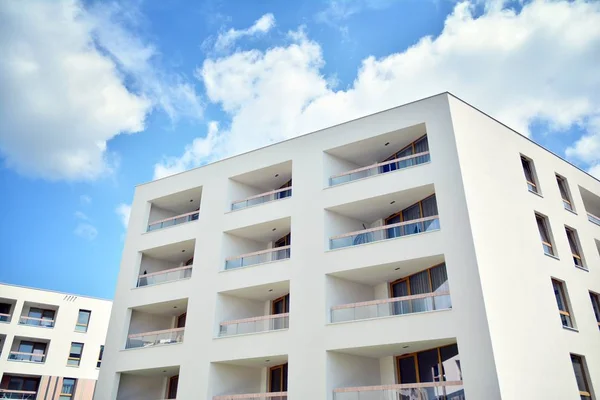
147;210;199;232
214;392;288;400
18;316;55;328
225;246;291;270
0;313;10;323
329;151;430;186
588;212;600;226
125;327;185;349
231;187;292;211
8;351;46;363
331;291;451;323
334;381;464;400
0;390;38;399
219;313;290;337
330;215;440;249
136;265;193;287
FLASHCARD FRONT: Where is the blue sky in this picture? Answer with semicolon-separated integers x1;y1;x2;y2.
0;0;599;299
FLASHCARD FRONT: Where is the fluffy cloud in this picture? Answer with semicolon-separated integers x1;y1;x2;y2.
214;13;276;52
80;195;92;205
566;116;600;177
0;0;201;181
116;203;132;229
155;0;600;179
74;223;98;240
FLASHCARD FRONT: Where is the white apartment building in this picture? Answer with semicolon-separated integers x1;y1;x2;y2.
96;92;600;400
0;283;111;399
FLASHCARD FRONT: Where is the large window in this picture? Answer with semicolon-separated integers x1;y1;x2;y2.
521;156;540;194
27;307;55;327
536;214;555;256
552;279;574;329
381;135;430;173
96;345;104;368
0;302;11;322
571;354;593;399
75;310;91;333
67;342;84;367
4;375;40;391
59;378;76;400
565;227;585;269
385;194;439;238
17;341;47;362
556;175;574;211
389;263;449;314
590;292;600;330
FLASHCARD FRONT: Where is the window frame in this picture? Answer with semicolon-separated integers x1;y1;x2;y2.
521;155;540;194
67;342;84;367
552;279;575;329
556;174;575;212
96;345;104;368
59;378;77;399
75;309;91;333
535;214;555;257
590;292;600;330
571;354;593;399
565;227;586;269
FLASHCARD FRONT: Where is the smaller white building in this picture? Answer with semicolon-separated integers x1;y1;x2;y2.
0;283;112;399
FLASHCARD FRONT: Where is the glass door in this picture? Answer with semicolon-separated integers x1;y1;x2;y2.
390;279;409;315
269;363;288;398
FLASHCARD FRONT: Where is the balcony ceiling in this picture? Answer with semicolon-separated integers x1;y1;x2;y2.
580;186;600;216
142;239;196;263
121;365;180;377
151;187;203;215
231;160;293;192
132;298;188;316
331;338;456;359
326;123;426;167
226;217;291;243
215;354;288;368
220;280;290;302
326;184;435;223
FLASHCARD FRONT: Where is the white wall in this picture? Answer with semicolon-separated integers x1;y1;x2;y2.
210;363;262;397
128;311;173;336
322;153;362;187
221;234;267;261
116;374;166;400
139;255;177;275
215;295;264;336
228;180;264;211
323;211;368;249
326;352;381;400
148;205;178;225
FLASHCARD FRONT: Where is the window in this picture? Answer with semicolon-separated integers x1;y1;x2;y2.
167;375;179;399
552;279;574;329
67;342;84;366
96;345;104;368
571;354;593;399
396;344;462;387
556;175;574;211
590;292;600;330
0;302;11;322
27;307;55;327
17;341;46;362
5;375;40;391
75;310;91;332
536;214;555;256
521;156;539;193
59;378;76;399
565;227;585;269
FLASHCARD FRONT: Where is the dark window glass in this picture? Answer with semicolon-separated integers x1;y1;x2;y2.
571;354;591;397
418;349;441;383
440;344;462;381
398;356;418;384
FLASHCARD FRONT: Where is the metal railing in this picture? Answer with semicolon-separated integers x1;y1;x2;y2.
219;313;290;337
0;313;11;323
0;390;38;399
137;265;193;287
147;210;199;232
231;187;292;211
18;316;55;328
329;151;430;186
331;291;451;323
8;351;46;363
334;381;464;400
588;212;600;226
225;246;291;270
214;392;288;400
330;216;440;249
125;327;185;349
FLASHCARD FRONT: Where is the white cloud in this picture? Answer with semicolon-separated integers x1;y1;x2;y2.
214;13;276;52
116;203;132;229
0;0;201;181
316;0;398;24
74;223;98;240
155;0;600;178
74;211;89;221
80;195;92;205
566;116;600;177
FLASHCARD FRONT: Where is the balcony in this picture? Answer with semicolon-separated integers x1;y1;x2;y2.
328;339;464;400
223;217;291;271
125;299;187;350
136;239;195;288
0;390;38;399
116;366;180;399
210;355;288;399
217;281;290;337
0;375;40;400
147;187;202;232
18;302;57;328
324;123;429;187
579;186;600;226
229;161;292;211
0;298;15;323
325;185;439;250
8;337;49;363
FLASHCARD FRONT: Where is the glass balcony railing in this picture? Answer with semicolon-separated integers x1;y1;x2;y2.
0;390;38;399
588;212;600;226
18;316;55;328
334;382;465;400
0;313;11;323
136;266;193;288
147;211;199;232
8;351;46;363
225;246;291;270
231;187;292;211
214;392;288;400
330;216;440;250
329;151;430;186
219;313;290;337
125;327;184;349
331;291;451;323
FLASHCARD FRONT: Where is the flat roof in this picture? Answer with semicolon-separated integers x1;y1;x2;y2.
0;281;113;302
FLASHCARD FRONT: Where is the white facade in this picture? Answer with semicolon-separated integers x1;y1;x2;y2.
0;283;112;399
96;93;600;400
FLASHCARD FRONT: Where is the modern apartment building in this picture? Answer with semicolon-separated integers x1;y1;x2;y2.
0;283;111;399
96;92;600;400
